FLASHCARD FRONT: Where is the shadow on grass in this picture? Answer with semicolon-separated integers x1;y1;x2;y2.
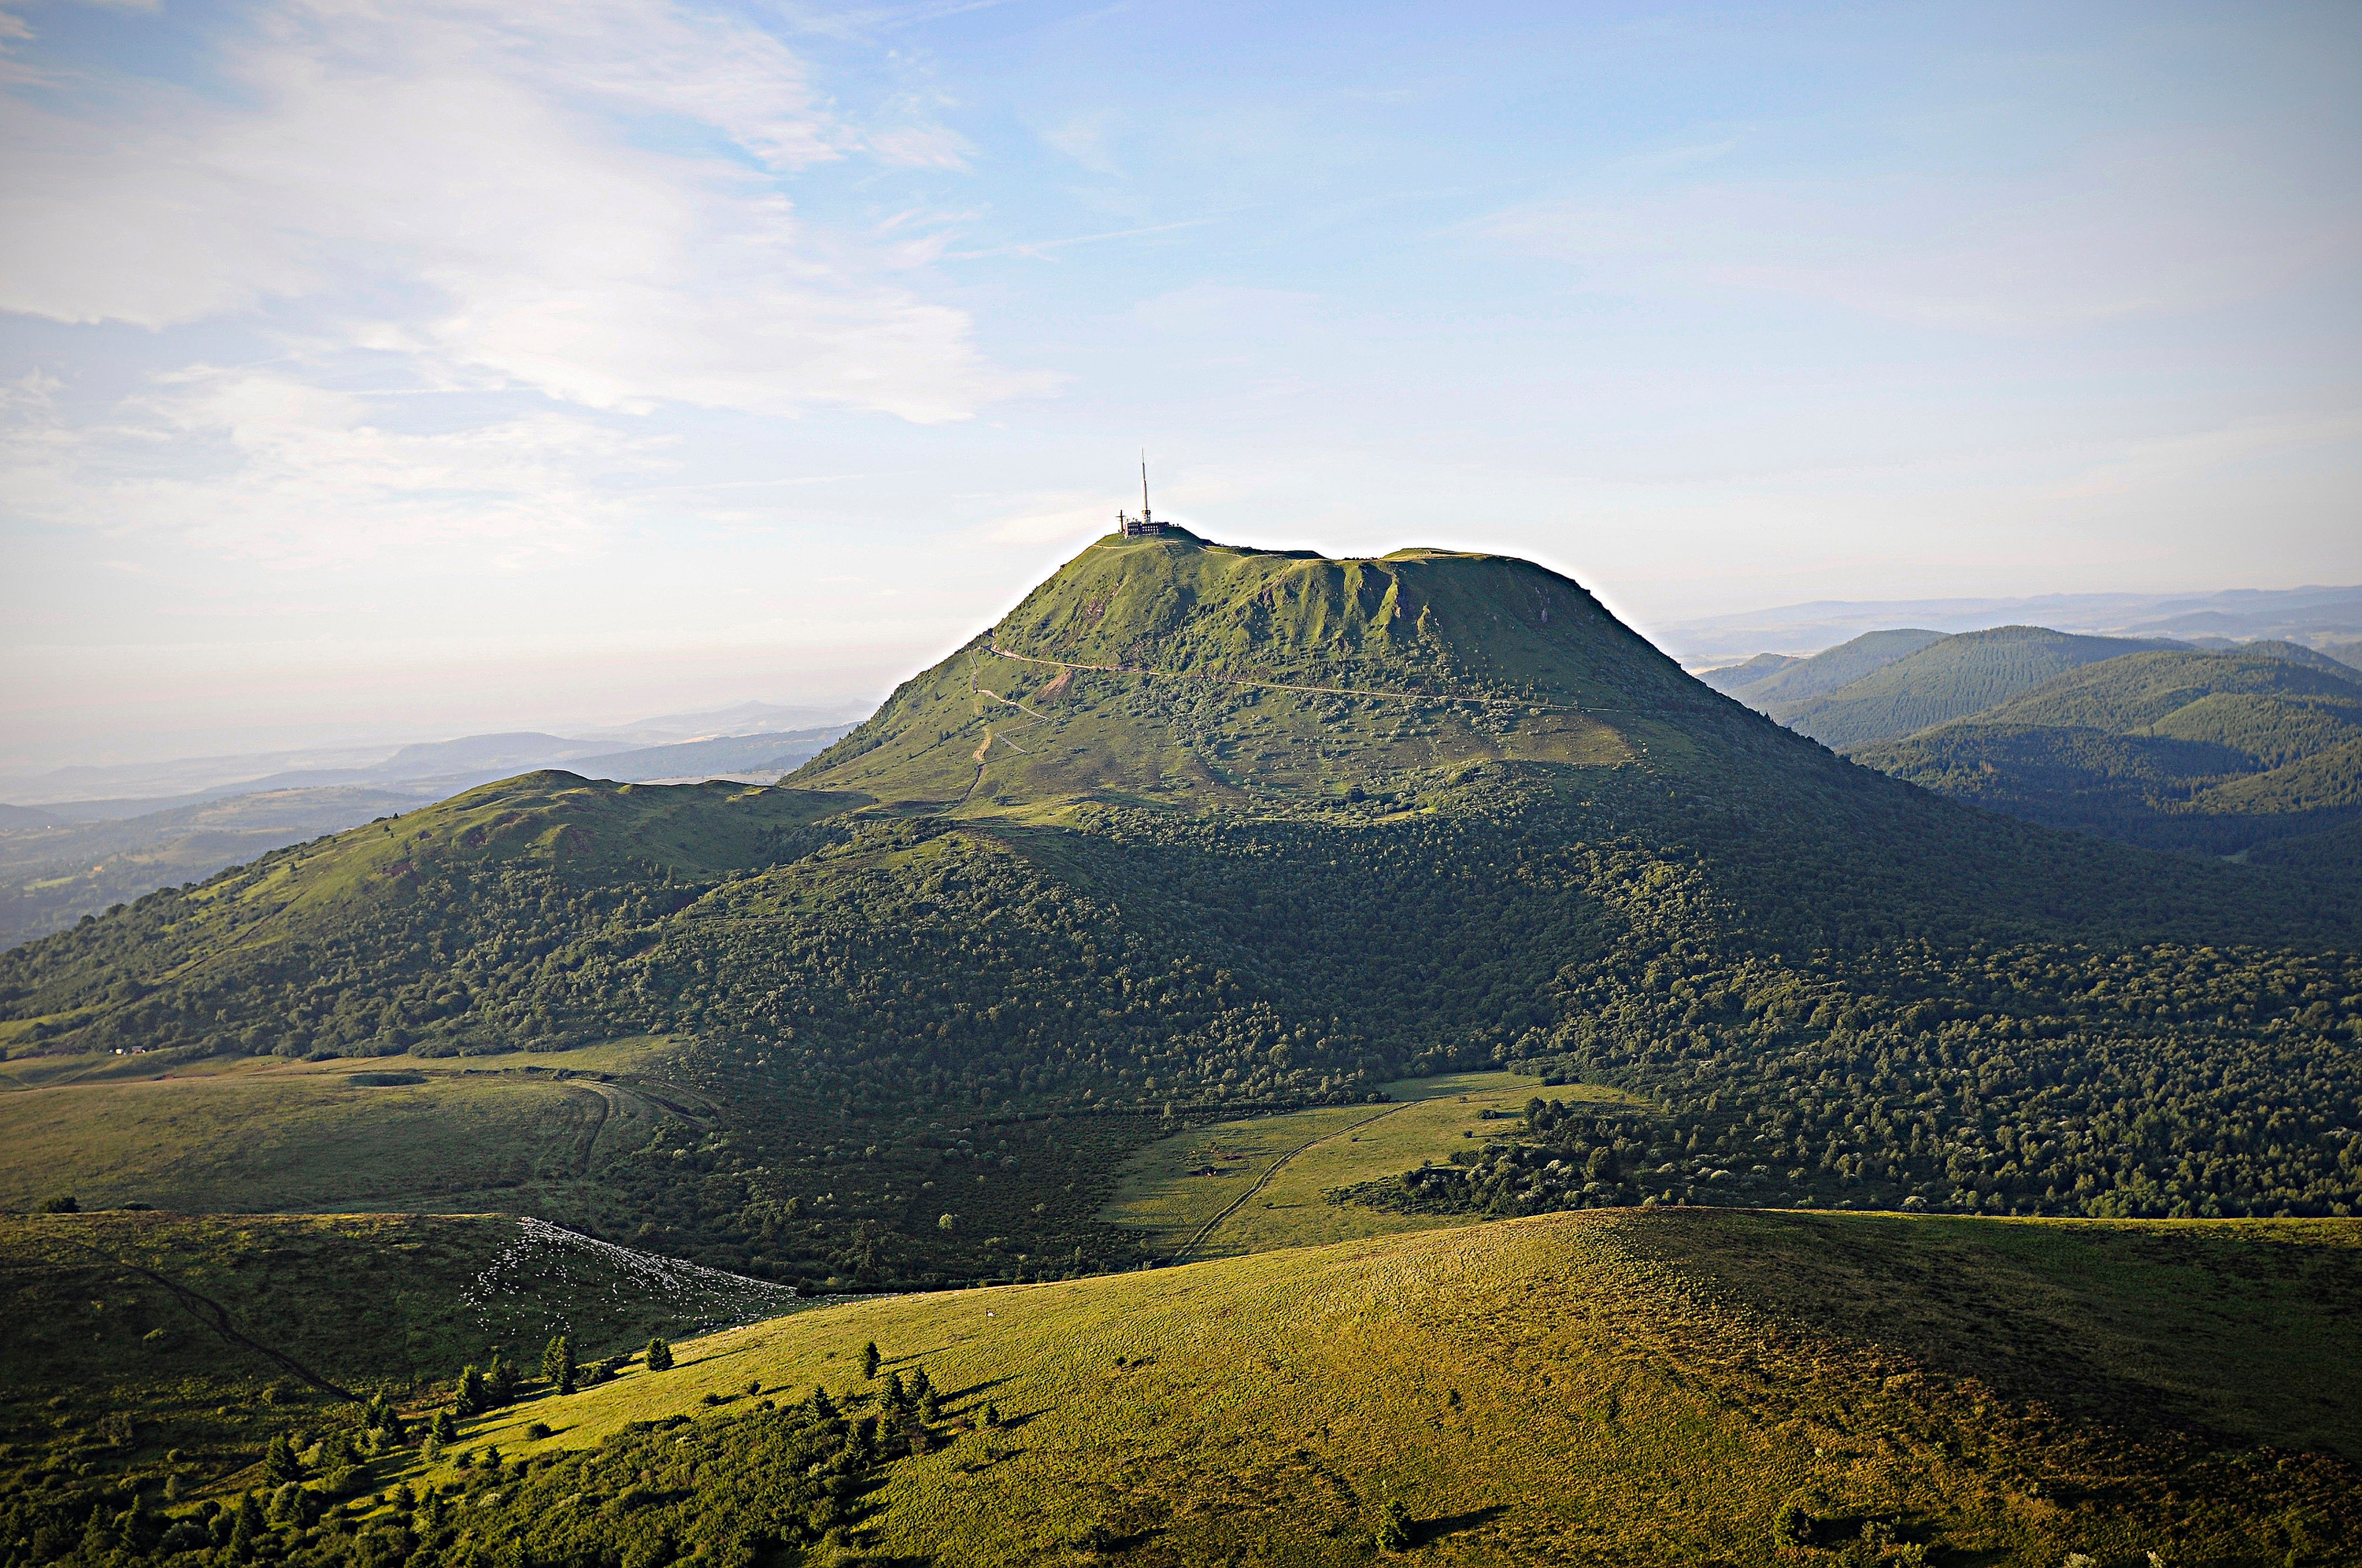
1415;1504;1508;1545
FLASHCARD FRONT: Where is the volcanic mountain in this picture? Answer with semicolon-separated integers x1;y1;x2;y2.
1;530;2354;1284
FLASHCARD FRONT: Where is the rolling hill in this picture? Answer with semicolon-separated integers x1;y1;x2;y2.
1765;626;2175;749
1699;627;1943;704
1853;649;2362;864
2;529;2358;1297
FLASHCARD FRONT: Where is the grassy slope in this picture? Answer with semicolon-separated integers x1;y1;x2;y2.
1770;627;2170;749
0;787;429;952
1706;629;1946;705
425;1211;2361;1566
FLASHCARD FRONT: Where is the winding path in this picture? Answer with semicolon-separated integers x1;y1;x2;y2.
1165;1100;1411;1264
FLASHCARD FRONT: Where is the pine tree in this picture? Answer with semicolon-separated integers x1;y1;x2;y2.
912;1366;939;1422
486;1353;517;1407
543;1335;576;1394
431;1409;459;1444
861;1341;881;1378
809;1387;839;1421
456;1365;486;1416
646;1337;675;1372
229;1492;266;1560
263;1433;303;1484
980;1403;1001;1429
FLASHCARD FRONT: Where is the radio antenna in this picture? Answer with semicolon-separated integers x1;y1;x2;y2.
1140;450;1151;526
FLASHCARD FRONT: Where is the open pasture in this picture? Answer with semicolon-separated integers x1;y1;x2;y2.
419;1207;2361;1566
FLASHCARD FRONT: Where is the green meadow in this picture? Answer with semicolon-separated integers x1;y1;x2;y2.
1101;1071;1649;1259
0;1040;689;1216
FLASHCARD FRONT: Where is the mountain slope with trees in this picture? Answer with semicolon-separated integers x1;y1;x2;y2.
2;531;2357;1290
1766;627;2175;749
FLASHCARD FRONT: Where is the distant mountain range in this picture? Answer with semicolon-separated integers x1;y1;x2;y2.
1662;583;2362;666
1705;622;2362;872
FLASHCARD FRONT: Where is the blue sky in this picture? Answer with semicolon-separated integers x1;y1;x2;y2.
2;0;2357;764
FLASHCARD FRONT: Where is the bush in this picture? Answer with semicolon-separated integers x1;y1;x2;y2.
1372;1498;1412;1552
38;1195;78;1214
524;1422;552;1440
1772;1502;1815;1549
646;1337;675;1372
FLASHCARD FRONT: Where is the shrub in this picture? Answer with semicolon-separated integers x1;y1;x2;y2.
1772;1503;1815;1549
646;1337;675;1372
525;1421;553;1440
39;1195;78;1214
1372;1498;1412;1552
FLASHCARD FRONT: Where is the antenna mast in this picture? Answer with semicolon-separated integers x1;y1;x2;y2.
1120;450;1167;538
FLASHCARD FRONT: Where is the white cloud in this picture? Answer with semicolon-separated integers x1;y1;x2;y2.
1;365;648;568
0;0;1031;422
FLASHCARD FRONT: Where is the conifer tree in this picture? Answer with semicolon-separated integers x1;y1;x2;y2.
883;1370;905;1411
861;1341;881;1378
229;1492;265;1559
543;1334;576;1394
431;1409;459;1445
646;1337;675;1372
455;1365;486;1416
263;1433;303;1484
487;1352;518;1406
810;1387;839;1421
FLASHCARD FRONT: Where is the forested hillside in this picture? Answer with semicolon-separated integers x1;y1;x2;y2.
1768;626;2171;748
3;531;2357;1291
1700;627;1942;704
1853;649;2362;864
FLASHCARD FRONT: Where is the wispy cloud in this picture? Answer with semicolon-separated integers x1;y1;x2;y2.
0;0;1034;421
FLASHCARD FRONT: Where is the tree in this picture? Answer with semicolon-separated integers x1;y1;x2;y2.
263;1433;303;1484
487;1352;518;1407
228;1492;266;1560
911;1365;939;1421
455;1365;486;1417
810;1387;839;1420
543;1335;576;1395
646;1337;675;1372
938;1212;957;1231
39;1195;77;1214
861;1341;881;1378
883;1370;906;1410
1772;1502;1815;1550
431;1409;459;1445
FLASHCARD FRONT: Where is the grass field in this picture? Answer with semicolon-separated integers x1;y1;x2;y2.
408;1207;2360;1566
1099;1071;1649;1259
0;1038;694;1216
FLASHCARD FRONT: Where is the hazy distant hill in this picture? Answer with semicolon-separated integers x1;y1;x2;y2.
562;725;851;783
1853;649;2362;863
1769;626;2175;748
1700;627;1943;704
1660;582;2362;665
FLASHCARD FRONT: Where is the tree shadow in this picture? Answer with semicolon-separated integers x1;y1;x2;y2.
1414;1505;1508;1545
